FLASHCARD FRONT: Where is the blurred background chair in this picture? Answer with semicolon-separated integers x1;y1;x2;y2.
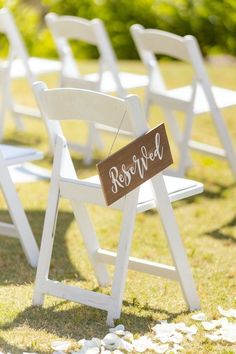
45;13;148;164
32;82;203;325
131;24;236;178
0;7;61;141
46;13;148;97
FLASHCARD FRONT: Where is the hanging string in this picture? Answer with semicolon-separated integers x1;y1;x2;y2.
107;109;127;157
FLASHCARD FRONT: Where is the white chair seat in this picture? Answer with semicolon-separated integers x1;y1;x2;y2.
0;144;43;165
162;84;236;114
85;71;148;92
10;57;61;78
60;174;203;212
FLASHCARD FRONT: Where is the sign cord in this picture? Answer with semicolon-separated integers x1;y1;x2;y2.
107;110;127;157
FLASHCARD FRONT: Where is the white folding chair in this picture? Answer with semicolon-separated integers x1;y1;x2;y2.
32;81;203;325
45;13;148;164
0;7;61;140
0;143;44;267
46;13;148;97
131;25;236;177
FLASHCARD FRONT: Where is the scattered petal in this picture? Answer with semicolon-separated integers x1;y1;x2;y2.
173;343;184;351
123;331;134;342
151;343;169;353
132;336;153;352
109;324;125;336
220;323;236;343
113;350;124;354
186;334;194;342
51;341;71;351
205;334;221;342
170;332;183;344
218;306;236;319
120;338;133;352
191;312;206;321
175;323;197;335
201;321;217;331
102;333;122;351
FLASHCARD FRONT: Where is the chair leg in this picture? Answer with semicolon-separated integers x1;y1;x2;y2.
151;174;200;310
71;201;110;287
32;188;60;305
106;191;139;325
6;82;25;131
177;110;195;177
0;162;39;267
211;108;236;177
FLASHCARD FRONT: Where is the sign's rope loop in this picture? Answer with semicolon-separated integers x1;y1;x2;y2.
108;110;127;157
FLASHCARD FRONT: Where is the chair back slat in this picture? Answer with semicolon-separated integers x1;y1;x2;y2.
46;14;98;45
36;85;136;133
137;28;191;62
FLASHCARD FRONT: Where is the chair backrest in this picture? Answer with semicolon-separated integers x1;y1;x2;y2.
45;13;125;96
130;24;213;93
33;81;148;158
0;8;33;81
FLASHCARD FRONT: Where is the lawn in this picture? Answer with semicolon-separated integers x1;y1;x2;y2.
0;60;236;353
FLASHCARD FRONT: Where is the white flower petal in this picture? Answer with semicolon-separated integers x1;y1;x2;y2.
51;341;71;351
132;336;153;352
218;306;236;318
109;324;125;336
113;350;124;354
205;334;222;342
120;338;133;352
220;323;236;343
91;338;102;348
85;348;100;354
170;332;183;344
191;312;206;321
78;339;85;347
186;334;194;342
123;331;134;342
103;333;122;350
151;343;169;353
175;323;197;335
173;343;184;351
201;321;217;331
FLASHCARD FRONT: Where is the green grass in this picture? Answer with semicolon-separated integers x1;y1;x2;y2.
0;61;236;353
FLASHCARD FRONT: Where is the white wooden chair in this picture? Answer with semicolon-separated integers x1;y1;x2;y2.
45;13;148;164
45;13;148;97
0;7;61;140
0;144;43;267
131;25;236;177
32;82;203;325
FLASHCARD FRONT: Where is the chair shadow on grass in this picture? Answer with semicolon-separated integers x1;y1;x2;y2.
205;215;236;244
0;208;86;286
0;336;29;354
0;299;189;352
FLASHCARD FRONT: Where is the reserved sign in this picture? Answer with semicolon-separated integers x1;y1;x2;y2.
97;123;173;206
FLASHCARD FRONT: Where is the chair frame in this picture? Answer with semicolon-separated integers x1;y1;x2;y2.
131;25;236;177
32;82;201;325
0;7;61;141
0;142;43;267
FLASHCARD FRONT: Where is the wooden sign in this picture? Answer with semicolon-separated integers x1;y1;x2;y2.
97;123;173;206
